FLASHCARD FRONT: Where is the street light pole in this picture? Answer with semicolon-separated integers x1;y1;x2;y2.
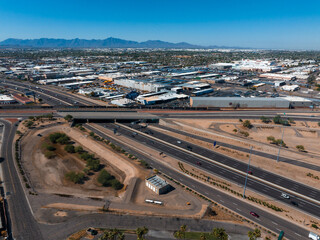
243;146;253;199
277;128;285;163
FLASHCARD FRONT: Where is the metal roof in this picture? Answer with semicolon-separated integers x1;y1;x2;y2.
146;175;168;188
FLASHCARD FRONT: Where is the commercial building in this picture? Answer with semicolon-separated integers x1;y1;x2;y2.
145;175;170;195
0;95;16;104
114;79;165;92
11;94;33;104
190;96;312;109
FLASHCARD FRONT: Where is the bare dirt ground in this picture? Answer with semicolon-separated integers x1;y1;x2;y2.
19;119;220;222
159;119;320;189
21;124;133;199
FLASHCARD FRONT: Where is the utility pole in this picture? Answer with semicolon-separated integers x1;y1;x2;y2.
243;146;253;199
277;128;285;163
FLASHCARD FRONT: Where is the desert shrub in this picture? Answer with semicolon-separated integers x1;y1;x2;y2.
65;171;85;184
75;146;84;153
86;158;100;171
111;179;124;190
46;145;56;151
296;145;305;152
97;169;114;186
242;120;252;129
49;132;70;144
64;144;75;153
44;151;56;159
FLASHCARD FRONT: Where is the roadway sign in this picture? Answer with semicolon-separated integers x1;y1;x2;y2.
278;230;284;240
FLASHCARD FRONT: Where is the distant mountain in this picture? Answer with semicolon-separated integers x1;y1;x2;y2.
0;37;205;49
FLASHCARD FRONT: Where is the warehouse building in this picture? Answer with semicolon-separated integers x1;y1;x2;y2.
0;95;16;104
190;97;312;109
145;175;171;195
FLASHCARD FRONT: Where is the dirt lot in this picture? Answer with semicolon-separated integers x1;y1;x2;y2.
159;119;320;189
21;124;137;198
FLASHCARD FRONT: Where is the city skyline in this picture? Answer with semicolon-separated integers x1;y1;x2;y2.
1;0;320;50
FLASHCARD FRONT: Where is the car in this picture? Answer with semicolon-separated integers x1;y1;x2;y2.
250;211;259;218
248;171;253;175
177;140;182;144
37;134;42;137
281;193;290;199
196;161;202;166
291;201;298;206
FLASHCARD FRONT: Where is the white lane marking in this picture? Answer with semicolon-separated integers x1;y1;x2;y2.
294;233;301;237
276;228;281;232
236;208;241;212
220;200;224;203
233;203;238;206
217;194;221;197
272;221;278;225
205;192;209;195
256;218;261;221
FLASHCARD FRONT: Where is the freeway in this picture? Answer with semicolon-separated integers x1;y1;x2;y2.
100;123;320;219
0;79;93;106
154;124;320;171
154;111;320;121
0;119;43;240
85;123;311;240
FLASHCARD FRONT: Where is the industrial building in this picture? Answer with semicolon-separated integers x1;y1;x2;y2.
114;79;165;92
145;175;171;195
0;95;16;104
190;96;313;109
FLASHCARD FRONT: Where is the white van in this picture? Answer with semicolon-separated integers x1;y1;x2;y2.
309;232;320;240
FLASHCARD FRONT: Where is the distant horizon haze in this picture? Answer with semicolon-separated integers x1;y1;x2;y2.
1;0;320;50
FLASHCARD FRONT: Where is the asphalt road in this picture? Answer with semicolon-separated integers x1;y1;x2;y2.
155;111;320;122
0;119;43;240
0;80;93;106
155;124;320;171
85;124;311;240
100;123;320;219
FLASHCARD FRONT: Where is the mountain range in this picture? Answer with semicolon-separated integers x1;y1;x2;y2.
0;37;242;49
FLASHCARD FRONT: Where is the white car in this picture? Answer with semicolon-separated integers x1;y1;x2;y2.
281;193;290;199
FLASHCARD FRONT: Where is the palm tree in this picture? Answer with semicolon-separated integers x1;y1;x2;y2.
136;227;148;240
200;233;207;240
118;232;125;240
212;228;228;240
174;231;183;239
180;225;187;239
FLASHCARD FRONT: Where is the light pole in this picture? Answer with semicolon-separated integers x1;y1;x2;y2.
243;146;253;199
277;128;285;163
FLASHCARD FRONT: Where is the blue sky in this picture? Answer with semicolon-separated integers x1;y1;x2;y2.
0;0;320;49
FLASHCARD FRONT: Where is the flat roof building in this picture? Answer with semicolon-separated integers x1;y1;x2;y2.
146;175;171;195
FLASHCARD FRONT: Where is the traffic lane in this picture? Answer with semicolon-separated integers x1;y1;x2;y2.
158;114;320;122
154;124;320;171
86;124;309;240
7;81;92;106
106;123;320;218
0;120;43;240
148;161;309;240
132;124;320;202
0;83;67;106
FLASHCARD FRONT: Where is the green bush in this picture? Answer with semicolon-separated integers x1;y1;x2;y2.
44;151;56;159
97;169;114;186
64;144;75;153
75;146;84;153
111;179;124;190
49;132;70;144
242;120;252;129
65;171;85;184
46;145;56;151
86;158;100;171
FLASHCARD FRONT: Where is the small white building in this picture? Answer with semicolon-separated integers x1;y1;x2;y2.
281;85;300;92
145;175;170;195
